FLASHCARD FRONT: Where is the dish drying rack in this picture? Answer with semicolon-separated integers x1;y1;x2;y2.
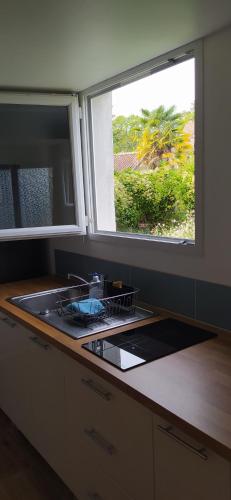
56;281;139;325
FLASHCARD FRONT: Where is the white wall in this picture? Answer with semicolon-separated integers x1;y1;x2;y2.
91;92;116;231
49;25;231;287
0;0;231;91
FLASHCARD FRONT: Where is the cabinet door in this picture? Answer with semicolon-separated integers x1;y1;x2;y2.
67;436;133;500
27;337;67;481
0;312;67;482
154;416;231;500
65;357;154;500
0;312;34;439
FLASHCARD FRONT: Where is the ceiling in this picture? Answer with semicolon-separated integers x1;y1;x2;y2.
0;0;231;91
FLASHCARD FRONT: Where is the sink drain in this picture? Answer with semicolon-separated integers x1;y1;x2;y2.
39;309;50;316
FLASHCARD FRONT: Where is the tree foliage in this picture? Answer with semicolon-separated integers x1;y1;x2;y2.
136;106;193;169
112;115;142;153
112;105;195;236
113;105;193;170
114;161;194;233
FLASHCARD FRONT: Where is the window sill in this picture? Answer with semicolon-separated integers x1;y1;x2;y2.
0;225;86;241
87;231;201;255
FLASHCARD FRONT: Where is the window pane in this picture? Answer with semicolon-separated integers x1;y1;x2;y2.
18;167;53;227
0;104;76;229
0;169;15;228
91;58;195;240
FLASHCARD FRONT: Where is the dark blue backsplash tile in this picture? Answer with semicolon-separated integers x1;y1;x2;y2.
55;250;131;284
55;250;231;330
56;250;95;282
195;280;231;330
131;267;195;318
55;250;194;318
0;239;48;283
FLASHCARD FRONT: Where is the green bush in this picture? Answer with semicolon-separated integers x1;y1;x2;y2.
114;161;194;233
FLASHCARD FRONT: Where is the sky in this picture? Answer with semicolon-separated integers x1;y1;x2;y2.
112;58;195;117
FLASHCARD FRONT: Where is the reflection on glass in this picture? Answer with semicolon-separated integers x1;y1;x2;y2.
0;169;15;228
0;104;76;229
103;347;145;370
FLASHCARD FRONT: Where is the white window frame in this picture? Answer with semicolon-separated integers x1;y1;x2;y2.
0;92;86;241
80;40;203;254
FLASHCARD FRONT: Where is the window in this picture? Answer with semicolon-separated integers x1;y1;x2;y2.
0;94;85;240
0;44;202;245
83;42;202;247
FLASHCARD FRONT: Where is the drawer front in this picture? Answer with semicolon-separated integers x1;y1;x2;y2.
0;314;35;434
0;312;33;358
28;344;67;479
66;442;133;500
65;358;154;500
153;416;231;500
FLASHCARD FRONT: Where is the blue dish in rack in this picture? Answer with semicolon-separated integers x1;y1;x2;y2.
66;298;105;318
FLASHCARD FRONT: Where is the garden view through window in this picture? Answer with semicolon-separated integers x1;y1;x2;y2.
91;57;195;240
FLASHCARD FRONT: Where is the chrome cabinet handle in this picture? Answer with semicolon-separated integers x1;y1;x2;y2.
87;493;102;500
81;378;112;401
30;336;51;351
157;424;208;461
84;427;116;456
0;316;16;328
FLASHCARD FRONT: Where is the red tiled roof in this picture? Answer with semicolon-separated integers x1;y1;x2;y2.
114;152;139;171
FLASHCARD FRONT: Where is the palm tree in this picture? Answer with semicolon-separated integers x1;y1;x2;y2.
136;105;193;169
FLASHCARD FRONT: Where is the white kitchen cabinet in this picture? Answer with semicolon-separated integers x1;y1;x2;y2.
0;311;32;359
66;434;133;500
0;311;67;481
64;357;154;500
27;337;67;480
154;416;231;500
0;309;231;500
0;311;35;439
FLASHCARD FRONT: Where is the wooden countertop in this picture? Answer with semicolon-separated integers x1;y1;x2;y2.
1;276;231;461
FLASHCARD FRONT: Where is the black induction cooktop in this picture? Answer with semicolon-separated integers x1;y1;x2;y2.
82;319;217;371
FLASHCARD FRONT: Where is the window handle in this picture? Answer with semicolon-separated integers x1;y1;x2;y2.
157;424;208;460
84;427;116;456
81;378;112;401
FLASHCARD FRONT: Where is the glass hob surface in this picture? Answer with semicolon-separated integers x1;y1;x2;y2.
82;319;217;371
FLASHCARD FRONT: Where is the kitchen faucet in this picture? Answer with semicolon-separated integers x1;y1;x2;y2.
67;273;89;285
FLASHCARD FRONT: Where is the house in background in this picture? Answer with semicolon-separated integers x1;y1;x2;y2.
114;152;140;171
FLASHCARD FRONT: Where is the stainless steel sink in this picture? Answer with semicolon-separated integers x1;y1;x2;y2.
8;286;155;340
9;285;85;316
